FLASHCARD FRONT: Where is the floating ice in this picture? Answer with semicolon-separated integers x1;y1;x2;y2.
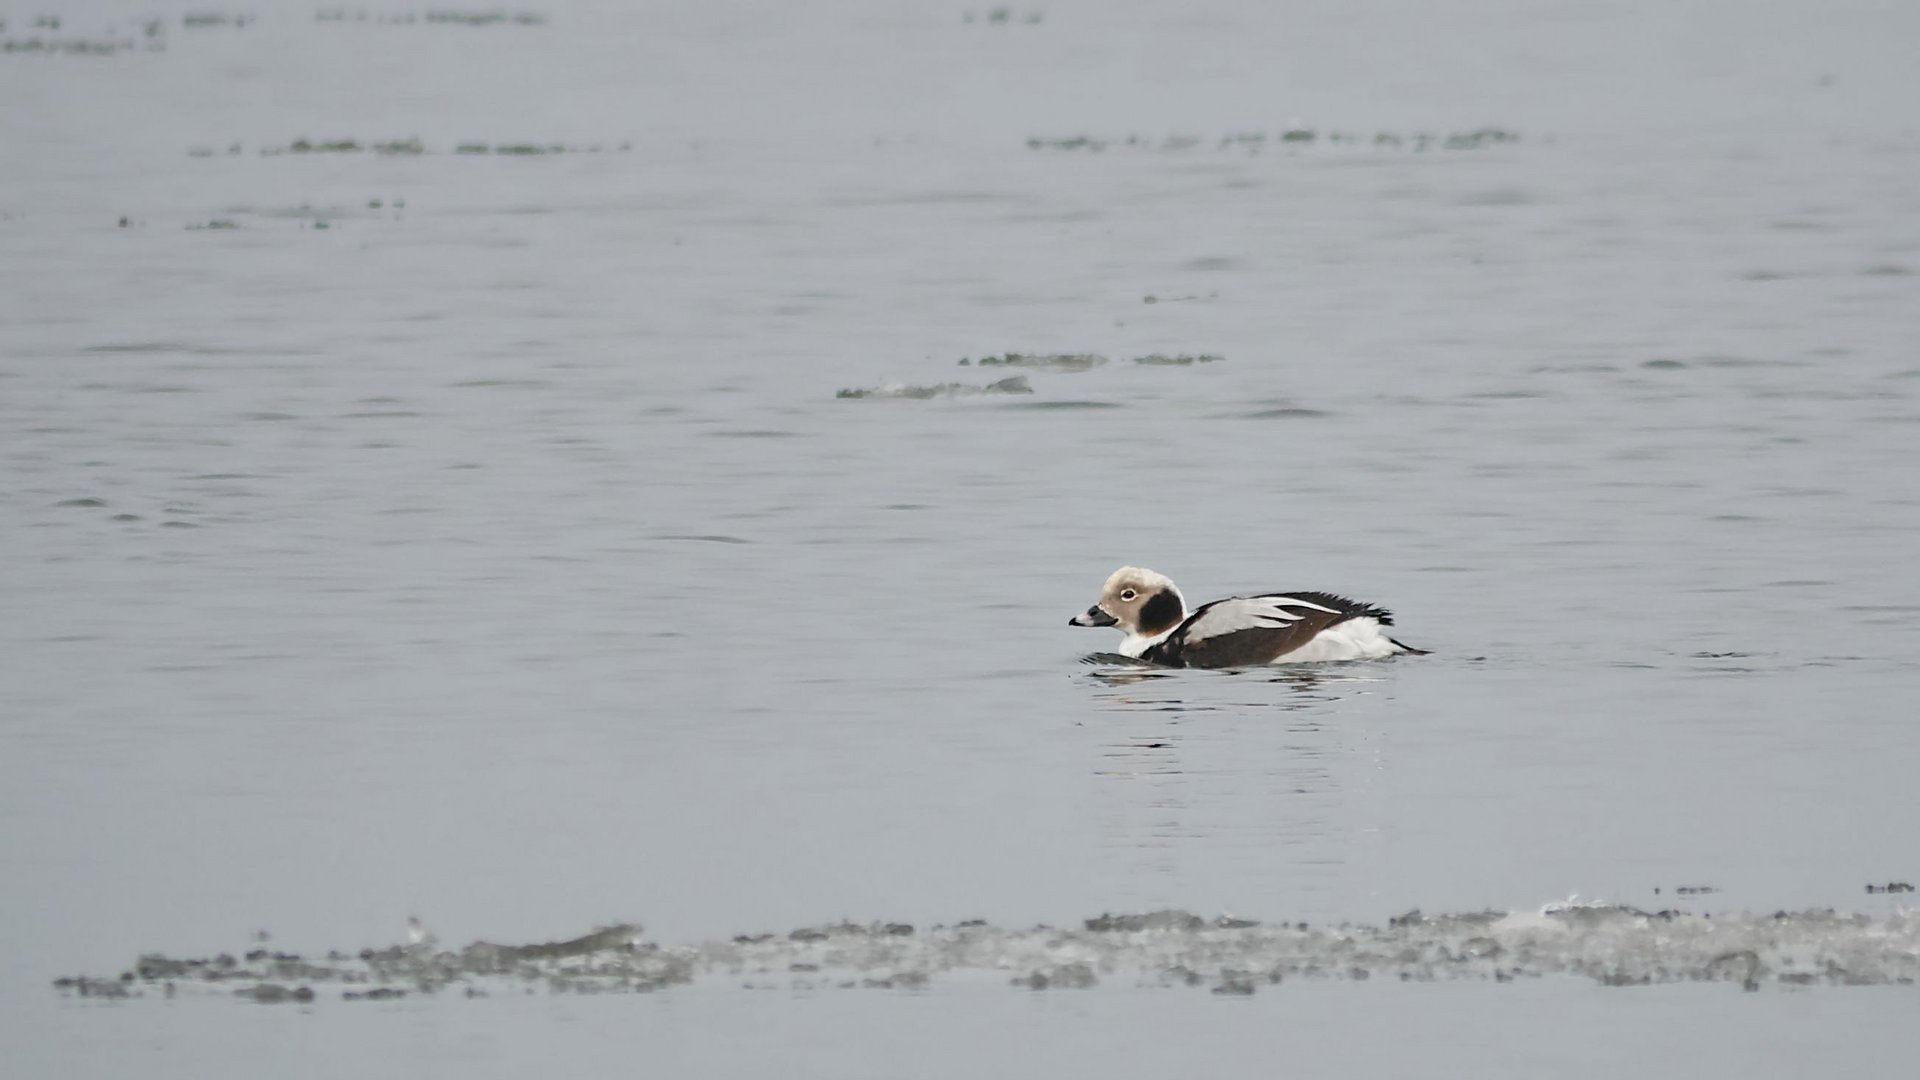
52;906;1920;1003
836;376;1032;399
1026;129;1519;154
965;353;1107;373
1132;353;1225;365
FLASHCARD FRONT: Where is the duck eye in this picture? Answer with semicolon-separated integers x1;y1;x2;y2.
1120;589;1137;601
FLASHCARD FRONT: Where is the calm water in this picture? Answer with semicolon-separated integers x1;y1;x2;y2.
5;0;1920;1075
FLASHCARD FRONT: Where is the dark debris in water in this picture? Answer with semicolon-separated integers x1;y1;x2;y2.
193;139;628;158
2;33;144;55
837;376;1032;400
652;533;752;545
1;7;550;54
1233;406;1332;420
849;349;1221;401
461;142;600;156
961;352;1106;372
1028;128;1519;155
238;984;316;1004
316;10;548;27
1132;353;1223;366
186;138;625;157
1084;911;1260;932
51;906;1920;1003
963;8;1045;25
997;399;1121;410
182;13;255;29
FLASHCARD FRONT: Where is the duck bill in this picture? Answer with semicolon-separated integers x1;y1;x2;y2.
1069;605;1118;628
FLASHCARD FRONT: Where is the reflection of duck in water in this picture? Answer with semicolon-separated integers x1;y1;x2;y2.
1069;566;1427;668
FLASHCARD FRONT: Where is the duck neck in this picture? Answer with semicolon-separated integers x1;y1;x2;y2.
1120;589;1186;656
1118;628;1176;658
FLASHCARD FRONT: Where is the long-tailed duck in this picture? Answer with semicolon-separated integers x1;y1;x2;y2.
1069;566;1426;667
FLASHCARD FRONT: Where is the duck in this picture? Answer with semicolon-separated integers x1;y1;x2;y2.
1068;566;1426;667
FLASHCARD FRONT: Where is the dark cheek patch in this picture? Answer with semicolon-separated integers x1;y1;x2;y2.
1138;590;1184;636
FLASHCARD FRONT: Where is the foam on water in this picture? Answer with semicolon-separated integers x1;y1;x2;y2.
55;905;1920;1002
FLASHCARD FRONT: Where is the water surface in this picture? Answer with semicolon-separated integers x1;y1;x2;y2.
5;0;1920;1075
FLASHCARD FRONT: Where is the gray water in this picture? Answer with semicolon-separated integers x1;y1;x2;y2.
6;0;1920;1075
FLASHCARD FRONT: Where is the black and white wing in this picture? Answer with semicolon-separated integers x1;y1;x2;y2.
1144;592;1391;669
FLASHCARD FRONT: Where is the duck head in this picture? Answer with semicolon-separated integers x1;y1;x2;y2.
1069;566;1187;644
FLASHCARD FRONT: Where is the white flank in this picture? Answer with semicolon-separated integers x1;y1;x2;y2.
1272;617;1403;663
